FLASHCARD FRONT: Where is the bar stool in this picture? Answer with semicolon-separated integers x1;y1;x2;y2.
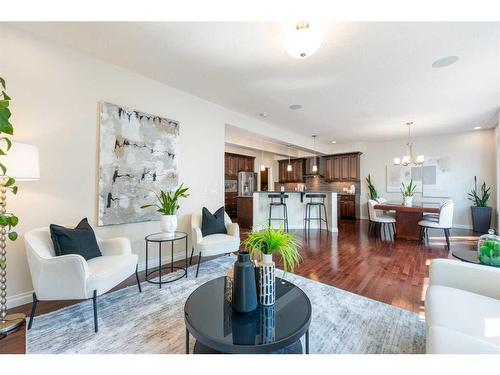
304;193;328;232
268;193;289;232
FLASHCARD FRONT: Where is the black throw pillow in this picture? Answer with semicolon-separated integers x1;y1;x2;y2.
50;218;102;260
201;207;227;237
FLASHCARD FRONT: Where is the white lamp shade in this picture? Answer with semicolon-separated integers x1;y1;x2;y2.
3;142;40;180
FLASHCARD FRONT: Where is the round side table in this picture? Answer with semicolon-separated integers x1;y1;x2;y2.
145;231;188;288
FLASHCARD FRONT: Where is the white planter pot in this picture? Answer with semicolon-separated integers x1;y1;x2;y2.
403;196;413;207
160;215;177;236
258;253;276;306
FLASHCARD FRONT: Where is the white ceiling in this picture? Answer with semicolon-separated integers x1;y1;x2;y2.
11;22;500;143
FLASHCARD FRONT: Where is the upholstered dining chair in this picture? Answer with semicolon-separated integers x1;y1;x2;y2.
24;226;141;333
367;199;396;239
190;212;240;277
418;200;454;250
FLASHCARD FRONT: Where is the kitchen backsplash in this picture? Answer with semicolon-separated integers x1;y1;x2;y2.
274;177;360;194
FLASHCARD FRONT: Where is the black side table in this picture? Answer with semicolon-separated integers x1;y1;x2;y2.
145;232;188;288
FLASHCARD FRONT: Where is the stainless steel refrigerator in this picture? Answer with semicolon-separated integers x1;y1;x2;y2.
237;171;257;197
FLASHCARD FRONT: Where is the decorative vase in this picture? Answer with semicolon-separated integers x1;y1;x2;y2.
160;214;177;236
403;196;413;207
471;206;492;234
232;252;258;313
477;229;500;267
258;253;276;306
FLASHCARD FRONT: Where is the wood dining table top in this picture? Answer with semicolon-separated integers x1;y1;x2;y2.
373;201;441;213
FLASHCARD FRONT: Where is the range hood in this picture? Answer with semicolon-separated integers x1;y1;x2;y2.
304;157;323;176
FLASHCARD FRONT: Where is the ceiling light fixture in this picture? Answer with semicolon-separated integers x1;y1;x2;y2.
285;21;323;59
311;135;318;172
259;112;268;118
287;144;293;172
432;55;459;68
289;104;302;110
473;126;482;130
393;122;424;166
331;140;336;144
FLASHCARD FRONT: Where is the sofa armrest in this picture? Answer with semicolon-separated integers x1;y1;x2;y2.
35;254;89;300
226;222;240;238
98;237;132;256
429;259;500;300
192;227;203;247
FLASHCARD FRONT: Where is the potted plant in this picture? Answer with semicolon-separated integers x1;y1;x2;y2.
468;176;491;233
366;174;378;200
243;225;301;306
401;180;416;207
141;183;189;236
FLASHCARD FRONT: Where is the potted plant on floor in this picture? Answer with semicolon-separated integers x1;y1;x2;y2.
366;174;378;200
243;225;301;306
401;180;416;207
141;183;189;236
468;176;492;233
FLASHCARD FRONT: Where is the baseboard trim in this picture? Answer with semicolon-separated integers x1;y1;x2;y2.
6;290;34;309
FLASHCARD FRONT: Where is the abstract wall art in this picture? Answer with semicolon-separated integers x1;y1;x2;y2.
98;102;179;225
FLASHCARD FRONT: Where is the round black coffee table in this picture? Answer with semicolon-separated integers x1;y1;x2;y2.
452;249;480;264
184;276;312;354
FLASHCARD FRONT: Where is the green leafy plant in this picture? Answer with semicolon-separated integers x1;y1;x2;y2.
468;176;490;207
366;174;378;200
141;183;189;215
0;76;19;272
243;225;302;273
400;180;416;197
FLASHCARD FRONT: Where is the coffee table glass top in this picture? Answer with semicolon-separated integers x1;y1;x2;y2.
452;249;480;264
184;276;311;353
145;231;187;242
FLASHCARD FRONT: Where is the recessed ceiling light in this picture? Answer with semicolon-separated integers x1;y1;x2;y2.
331;140;337;144
259;112;268;118
289;104;302;110
432;56;459;68
473;126;482;130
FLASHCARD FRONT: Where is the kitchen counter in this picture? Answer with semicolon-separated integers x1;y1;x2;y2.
253;191;338;232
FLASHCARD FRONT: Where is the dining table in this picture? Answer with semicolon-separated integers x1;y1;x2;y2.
373;201;441;240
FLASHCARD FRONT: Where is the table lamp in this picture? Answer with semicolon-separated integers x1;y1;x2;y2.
0;142;39;334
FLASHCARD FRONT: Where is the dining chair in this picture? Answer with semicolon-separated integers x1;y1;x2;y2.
418;200;454;250
367;199;396;240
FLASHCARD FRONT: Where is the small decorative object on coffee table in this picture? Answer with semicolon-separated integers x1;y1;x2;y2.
477;229;500;267
244;225;301;306
145;231;188;287
232;252;257;313
184;276;311;354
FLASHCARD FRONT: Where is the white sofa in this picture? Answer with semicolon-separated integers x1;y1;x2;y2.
190;212;240;277
425;259;500;353
24;226;140;333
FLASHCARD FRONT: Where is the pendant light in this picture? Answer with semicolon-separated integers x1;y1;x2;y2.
287;145;292;172
260;150;266;171
393;122;424;166
311;135;318;172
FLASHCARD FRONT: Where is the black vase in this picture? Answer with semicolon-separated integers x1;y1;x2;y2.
471;206;492;234
232;252;258;314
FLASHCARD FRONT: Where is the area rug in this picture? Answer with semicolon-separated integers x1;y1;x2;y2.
27;255;425;354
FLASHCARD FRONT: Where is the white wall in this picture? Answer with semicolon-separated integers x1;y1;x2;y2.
330;130;497;229
0;24;279;307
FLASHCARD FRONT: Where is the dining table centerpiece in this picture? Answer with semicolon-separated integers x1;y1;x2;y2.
401;180;417;207
243;225;301;306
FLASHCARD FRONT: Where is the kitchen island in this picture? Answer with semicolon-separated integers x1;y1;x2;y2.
253;191;338;232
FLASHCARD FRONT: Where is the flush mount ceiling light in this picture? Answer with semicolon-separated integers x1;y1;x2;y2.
432;55;459;68
289;104;302;110
331;140;337;144
393;122;424;166
284;21;323;59
473;126;482;130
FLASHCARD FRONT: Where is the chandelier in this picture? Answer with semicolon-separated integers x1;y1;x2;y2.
393;122;424;166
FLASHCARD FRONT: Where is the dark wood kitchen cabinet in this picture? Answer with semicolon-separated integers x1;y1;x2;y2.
278;159;304;183
339;194;356;219
224;192;237;218
224;153;255;179
324;152;361;182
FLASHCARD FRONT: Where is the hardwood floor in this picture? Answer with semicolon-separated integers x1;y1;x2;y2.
2;219;479;354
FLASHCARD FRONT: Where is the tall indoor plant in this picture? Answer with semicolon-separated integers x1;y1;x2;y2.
0;76;21;334
141;183;189;236
401;180;416;207
366;174;378;200
468;176;491;233
243;225;301;306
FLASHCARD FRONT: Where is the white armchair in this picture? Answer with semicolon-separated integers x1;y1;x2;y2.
425;259;500;353
24;226;140;333
190;212;240;277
